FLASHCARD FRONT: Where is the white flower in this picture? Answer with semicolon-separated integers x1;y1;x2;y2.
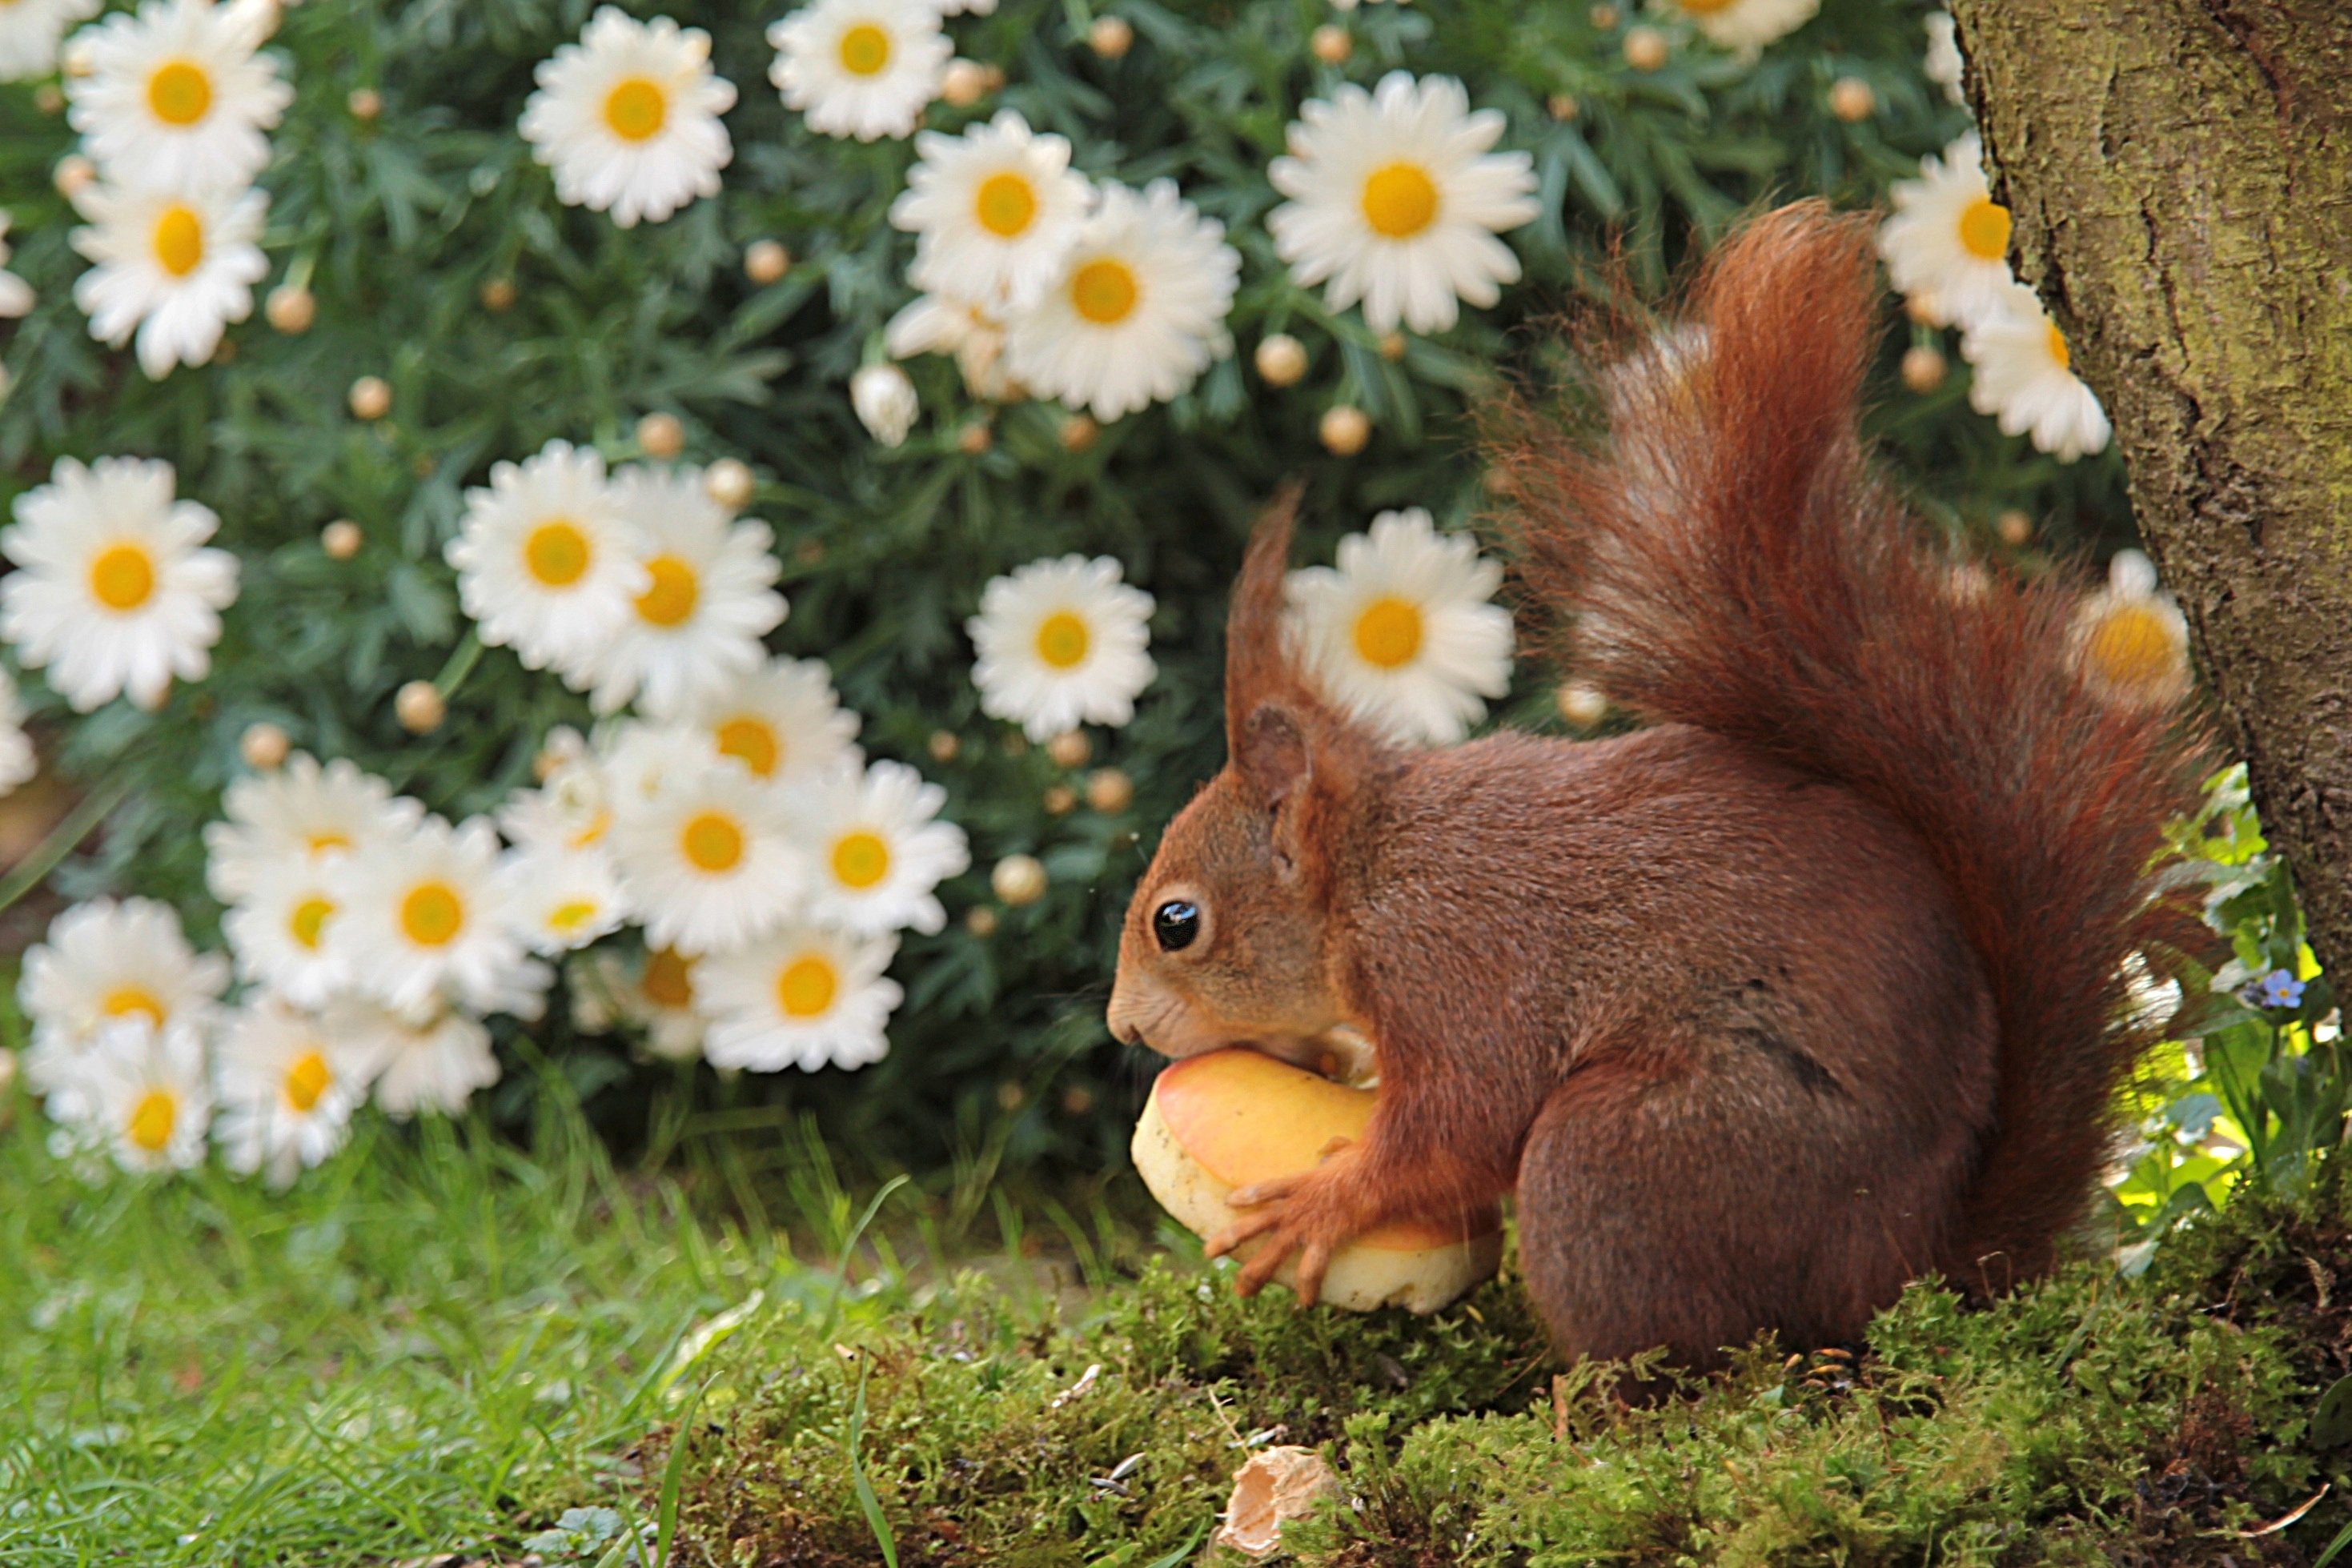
1924;13;1965;106
2068;549;2190;708
70;177;267;379
701;924;901;1073
0;0;100;82
323;813;529;1016
0;211;35;319
610;758;807;956
65;0;289;193
47;1017;212;1175
520;6;737;228
968;554;1155;741
204;752;420;904
1877;134;2013;330
446;439;648;677
679;657;862;788
933;0;995;12
851;363;920;447
1286;507;1513;747
886;291;1015;399
499;844;628;955
795;760;968;937
18;897;230;1100
223;856;351;1008
1001;180;1238;422
0;455;239;712
597;715;729;809
319;996;500;1118
583;465;785;718
451;952;556;1024
890;110;1093;309
213;997;367;1188
1960;281;2111;462
1267;72;1538;337
1656;0;1818;53
768;0;949;142
578;945;707;1061
0;668;34;798
497;728;615;854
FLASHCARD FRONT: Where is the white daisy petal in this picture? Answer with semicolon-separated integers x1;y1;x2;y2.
445;439;649;677
519;6;737;228
700;924;901;1073
319;995;500;1118
0;668;36;800
1924;12;1966;106
0;211;38;319
1959;281;2110;463
967;554;1156;742
890;109;1094;309
793;760;969;936
0;0;102;82
886;291;1017;400
767;0;948;142
66;0;290;193
69;178;268;378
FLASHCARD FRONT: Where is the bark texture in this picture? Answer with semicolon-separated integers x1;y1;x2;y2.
1948;2;2352;971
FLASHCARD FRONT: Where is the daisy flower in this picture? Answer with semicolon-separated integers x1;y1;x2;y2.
890;110;1094;309
1878;134;2014;330
851;363;920;447
582;465;785;718
445;439;648;677
0;0;100;82
323;813;529;1016
1286;507;1513;748
498;728;616;854
1001;179;1239;421
520;7;737;228
0;211;34;319
499;843;629;955
700;924;901;1073
2070;549;2190;707
223;856;351;1008
319;996;500;1118
47;1017;213;1175
794;760;969;937
1656;0;1818;53
886;291;1016;400
1960;281;2111;461
679;657;862;788
610;757;807;955
213;997;368;1189
576;945;708;1061
968;554;1156;741
65;0;290;193
0;668;35;799
1267;72;1538;337
0;455;238;712
768;0;949;142
17;895;227;1098
1924;13;1965;106
70;177;268;379
205;752;421;904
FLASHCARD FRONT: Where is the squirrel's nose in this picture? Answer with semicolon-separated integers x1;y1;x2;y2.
1105;982;1146;1048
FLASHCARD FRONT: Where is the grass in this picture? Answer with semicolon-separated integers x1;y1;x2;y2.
10;1061;2352;1568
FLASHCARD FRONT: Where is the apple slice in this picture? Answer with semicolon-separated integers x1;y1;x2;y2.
1131;1047;1502;1313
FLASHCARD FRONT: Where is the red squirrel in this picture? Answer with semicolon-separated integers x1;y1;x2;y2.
1105;203;2206;1369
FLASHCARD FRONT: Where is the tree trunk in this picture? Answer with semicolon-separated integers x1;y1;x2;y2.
1947;2;2352;972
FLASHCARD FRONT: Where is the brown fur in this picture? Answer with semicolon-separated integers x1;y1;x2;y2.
1106;203;2207;1369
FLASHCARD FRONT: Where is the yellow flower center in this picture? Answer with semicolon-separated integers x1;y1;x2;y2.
151;203;206;278
831;830;892;890
307;831;353;856
716;716;781;778
642;947;695;1009
127;1089;178;1153
2085;602;2178;692
283;1049;331;1113
973;171;1038;238
680;810;745;872
547;899;601;935
777;954;838;1019
1069;259;1139;325
89;542;158;612
1677;0;1737;12
634;555;700;627
2045;320;2071;371
399;882;465;946
289;896;335;950
602;76;668;142
104;985;164;1025
837;22;892;76
1361;162;1440;239
1957;196;2011;262
524;519;592;587
146;59;213;126
1352;596;1423;669
1034;610;1090;670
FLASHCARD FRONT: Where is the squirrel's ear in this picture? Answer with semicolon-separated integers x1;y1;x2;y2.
1224;481;1306;760
1238;701;1315;878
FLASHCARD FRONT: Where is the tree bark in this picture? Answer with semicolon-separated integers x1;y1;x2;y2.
1947;2;2352;972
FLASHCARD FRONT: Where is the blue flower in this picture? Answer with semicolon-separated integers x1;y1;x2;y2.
2256;969;2307;1010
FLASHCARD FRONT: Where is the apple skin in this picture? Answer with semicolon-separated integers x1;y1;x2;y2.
1131;1047;1503;1313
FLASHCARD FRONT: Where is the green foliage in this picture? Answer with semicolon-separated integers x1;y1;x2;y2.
0;0;2137;1171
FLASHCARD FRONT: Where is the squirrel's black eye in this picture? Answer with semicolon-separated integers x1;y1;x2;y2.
1153;900;1202;952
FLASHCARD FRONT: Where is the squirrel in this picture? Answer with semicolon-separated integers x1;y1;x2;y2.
1105;201;2207;1370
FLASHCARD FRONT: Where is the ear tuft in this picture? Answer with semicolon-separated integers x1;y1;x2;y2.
1225;481;1307;760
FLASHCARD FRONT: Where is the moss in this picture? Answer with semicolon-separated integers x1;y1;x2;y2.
660;1185;2352;1566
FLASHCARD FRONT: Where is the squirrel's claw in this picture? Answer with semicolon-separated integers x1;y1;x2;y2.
1227;1171;1311;1209
1204;1205;1285;1260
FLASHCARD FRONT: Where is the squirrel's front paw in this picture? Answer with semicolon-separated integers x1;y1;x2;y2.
1206;1165;1367;1307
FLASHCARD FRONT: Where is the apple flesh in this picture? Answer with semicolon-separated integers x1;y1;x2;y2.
1132;1047;1502;1313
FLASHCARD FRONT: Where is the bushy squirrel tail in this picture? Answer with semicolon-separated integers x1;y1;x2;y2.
1495;200;2209;1287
